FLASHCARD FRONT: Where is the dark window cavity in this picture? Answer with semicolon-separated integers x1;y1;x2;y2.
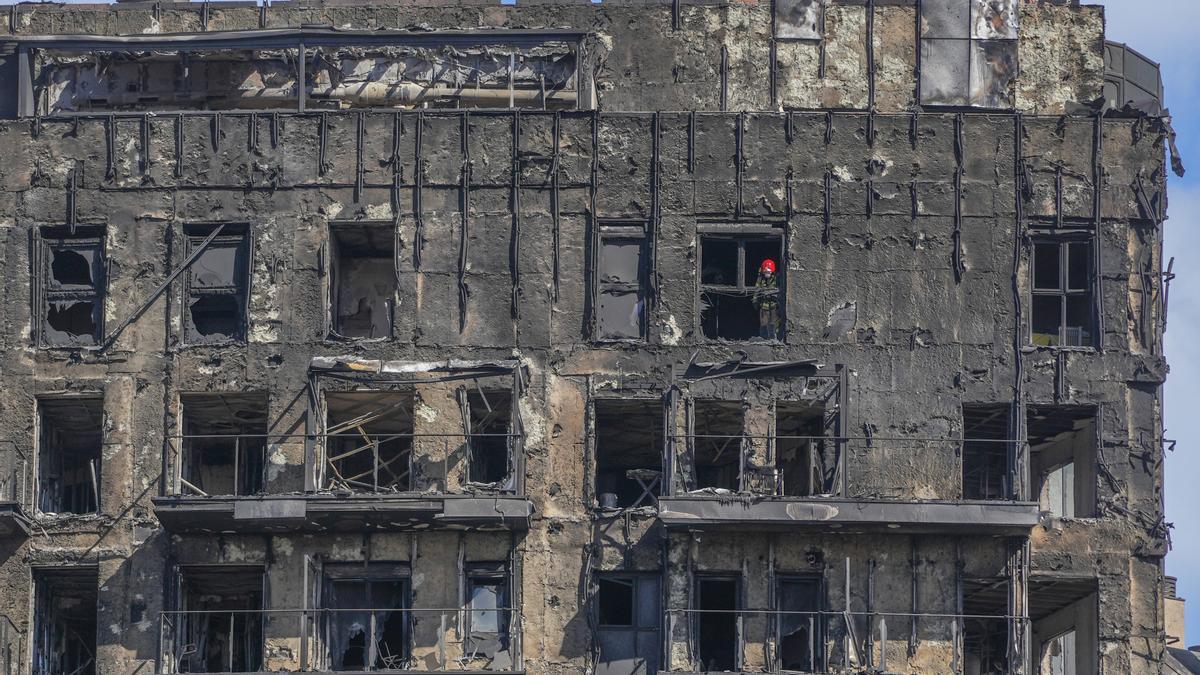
175;566;264;673
38;397;103;515
775;401;827;497
33;568;97;675
180;393;268;497
595;400;663;509
962;404;1011;500
777;576;824;672
919;0;1018;108
463;389;512;487
322;563;411;671
325;392;413;493
695;576;739;672
962;578;1010;674
595;574;661;675
691;401;743;491
1030;577;1097;675
594;223;649;341
699;231;783;341
1028;406;1097;518
774;0;823;40
330;222;395;340
37;228;105;347
1030;237;1095;348
184;224;249;344
465;563;511;659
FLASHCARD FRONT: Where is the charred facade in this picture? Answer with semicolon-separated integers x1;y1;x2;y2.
0;0;1178;673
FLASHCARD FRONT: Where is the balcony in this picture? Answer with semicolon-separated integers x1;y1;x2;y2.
655;434;1039;534
157;607;522;674
0;442;31;538
152;432;532;534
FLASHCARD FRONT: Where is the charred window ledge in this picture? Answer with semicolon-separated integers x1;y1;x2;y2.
656;496;1039;533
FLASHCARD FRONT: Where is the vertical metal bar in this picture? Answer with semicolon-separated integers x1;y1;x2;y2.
373;437;380;492
414;111;424;271
720;47;728;111
510;111;521;323
228;610;234;673
552;112;562;303
459;112;471;332
175;114;185;178
297;41;306;112
1093;112;1106;350
17;48;34;118
233;435;240;497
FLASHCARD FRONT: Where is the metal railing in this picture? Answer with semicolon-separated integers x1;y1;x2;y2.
158;607;522;673
665;607;1027;673
162;432;521;498
674;434;1028;501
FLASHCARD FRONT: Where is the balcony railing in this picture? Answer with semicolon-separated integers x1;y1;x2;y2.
158;607;521;673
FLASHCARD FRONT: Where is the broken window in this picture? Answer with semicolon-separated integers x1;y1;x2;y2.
919;0;1018;108
37;397;103;515
174;566;264;673
322;563;411;671
774;0;823;40
1030;236;1095;348
595;400;663;509
775;402;827;497
180;393;268;497
329;222;395;340
184;224;249;344
777;576;823;673
962;578;1010;675
465;563;511;659
691;401;743;491
593;223;649;341
1028;406;1097;518
324;392;413;493
461;388;513;487
595;574;661;675
1030;577;1096;675
962;404;1011;500
699;231;784;341
694;576;739;672
33;567;97;675
36;228;105;347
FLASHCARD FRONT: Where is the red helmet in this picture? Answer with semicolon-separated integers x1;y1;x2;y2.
760;259;776;274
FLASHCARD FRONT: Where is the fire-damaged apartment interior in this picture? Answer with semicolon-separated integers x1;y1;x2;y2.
0;0;1180;673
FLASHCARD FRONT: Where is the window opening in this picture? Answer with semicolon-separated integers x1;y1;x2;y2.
465;563;511;659
699;232;783;341
180;393;268;497
330;223;395;339
595;400;663;509
962;578;1010;675
1030;577;1096;675
695;576;739;672
325;392;413;493
692;401;743;491
1041;630;1075;675
1028;406;1096;518
322;564;411;671
33;568;97;675
175;566;264;673
919;0;1018;108
38;228;105;347
38;397;103;515
777;576;823;672
594;223;649;341
464;389;512;486
184;224;249;343
1030;237;1095;347
962;404;1011;500
595;574;661;675
775;402;825;497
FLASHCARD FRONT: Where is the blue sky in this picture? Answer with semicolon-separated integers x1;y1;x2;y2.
1096;0;1200;643
4;0;1198;646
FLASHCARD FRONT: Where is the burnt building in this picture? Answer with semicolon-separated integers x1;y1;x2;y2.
0;0;1179;673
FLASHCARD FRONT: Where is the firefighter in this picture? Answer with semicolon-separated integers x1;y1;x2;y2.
754;258;779;340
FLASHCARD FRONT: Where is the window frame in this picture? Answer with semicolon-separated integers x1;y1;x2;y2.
34;227;107;349
591;220;651;343
326;220;398;342
774;574;826;673
464;562;511;654
1028;231;1096;349
593;572;662;675
320;562;413;671
181;222;252;346
917;0;1019;109
696;225;785;343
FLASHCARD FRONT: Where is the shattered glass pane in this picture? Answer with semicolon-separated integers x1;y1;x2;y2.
599;239;643;285
969;39;1017;108
920;39;970;106
598;290;644;340
49;246;98;290
921;0;970;39
189;294;241;340
45;300;99;345
598;578;634;626
775;0;823;41
191;242;243;288
469;582;502;633
972;0;1018;40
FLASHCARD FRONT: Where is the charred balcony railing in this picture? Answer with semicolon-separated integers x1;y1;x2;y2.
664;607;1026;674
158;607;522;674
